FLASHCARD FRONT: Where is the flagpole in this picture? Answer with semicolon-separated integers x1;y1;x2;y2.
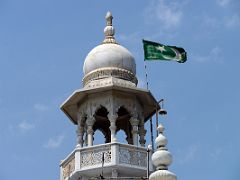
144;60;149;90
144;60;154;150
143;39;154;151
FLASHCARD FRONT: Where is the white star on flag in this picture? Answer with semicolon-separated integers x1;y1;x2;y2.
156;46;165;52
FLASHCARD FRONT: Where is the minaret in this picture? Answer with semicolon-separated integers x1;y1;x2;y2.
60;12;159;179
149;124;177;180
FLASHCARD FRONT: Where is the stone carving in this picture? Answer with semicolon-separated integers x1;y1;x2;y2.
81;145;111;167
62;155;75;180
77;87;144;121
83;67;138;86
119;145;147;167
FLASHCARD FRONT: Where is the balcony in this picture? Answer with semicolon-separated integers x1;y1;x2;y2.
60;143;153;180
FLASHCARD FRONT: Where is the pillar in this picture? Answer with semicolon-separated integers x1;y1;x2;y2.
108;114;118;143
76;114;85;147
130;116;139;146
86;116;95;146
138;118;146;147
84;129;88;147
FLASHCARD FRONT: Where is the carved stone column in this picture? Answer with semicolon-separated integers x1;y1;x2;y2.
84;129;88;147
130;116;139;146
108;114;118;143
138;118;146;147
76;114;85;147
86;116;95;146
76;126;84;147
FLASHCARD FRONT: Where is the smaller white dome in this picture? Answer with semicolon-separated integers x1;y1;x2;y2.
149;170;177;180
152;150;173;167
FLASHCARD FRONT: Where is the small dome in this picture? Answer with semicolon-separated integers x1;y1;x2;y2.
149;170;177;180
83;43;136;75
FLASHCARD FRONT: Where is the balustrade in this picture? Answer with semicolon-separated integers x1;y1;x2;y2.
60;143;151;180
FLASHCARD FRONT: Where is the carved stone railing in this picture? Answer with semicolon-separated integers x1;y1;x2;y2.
119;144;147;168
60;143;152;180
61;151;75;180
80;144;111;168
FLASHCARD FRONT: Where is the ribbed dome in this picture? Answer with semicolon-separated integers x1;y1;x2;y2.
83;43;136;75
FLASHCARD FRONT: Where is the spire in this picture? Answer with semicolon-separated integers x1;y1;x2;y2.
103;11;117;44
149;124;177;180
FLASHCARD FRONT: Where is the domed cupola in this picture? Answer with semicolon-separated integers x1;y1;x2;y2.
60;11;162;180
83;11;137;87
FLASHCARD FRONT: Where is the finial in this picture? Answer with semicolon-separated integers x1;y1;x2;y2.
105;11;113;26
149;123;177;180
155;124;167;148
103;11;117;44
157;124;165;134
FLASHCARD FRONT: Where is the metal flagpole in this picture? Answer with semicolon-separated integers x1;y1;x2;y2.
156;104;159;137
144;60;149;90
143;42;154;153
150;117;154;151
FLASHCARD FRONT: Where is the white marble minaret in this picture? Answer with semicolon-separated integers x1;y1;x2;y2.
60;12;160;180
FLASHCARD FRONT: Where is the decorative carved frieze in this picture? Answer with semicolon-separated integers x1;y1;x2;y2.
83;67;138;87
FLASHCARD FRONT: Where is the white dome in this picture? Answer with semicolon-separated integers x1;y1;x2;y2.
82;11;138;87
83;43;136;75
149;170;177;180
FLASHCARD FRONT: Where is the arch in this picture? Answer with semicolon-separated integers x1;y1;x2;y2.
93;129;106;145
116;106;132;144
93;105;111;144
116;129;128;144
115;105;130;116
94;105;109;117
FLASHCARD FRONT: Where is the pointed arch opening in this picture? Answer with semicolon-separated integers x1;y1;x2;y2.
93;105;110;144
116;106;132;144
116;129;128;144
93;129;106;145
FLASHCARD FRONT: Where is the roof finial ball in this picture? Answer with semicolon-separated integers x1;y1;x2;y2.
149;124;177;180
103;11;116;44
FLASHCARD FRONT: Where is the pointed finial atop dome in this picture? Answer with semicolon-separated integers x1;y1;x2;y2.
103;11;117;44
155;124;168;148
158;124;165;133
149;123;177;180
106;11;113;26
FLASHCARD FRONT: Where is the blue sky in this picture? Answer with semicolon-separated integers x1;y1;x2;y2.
0;0;240;179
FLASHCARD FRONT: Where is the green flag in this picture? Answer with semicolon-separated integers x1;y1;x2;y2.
143;39;187;63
